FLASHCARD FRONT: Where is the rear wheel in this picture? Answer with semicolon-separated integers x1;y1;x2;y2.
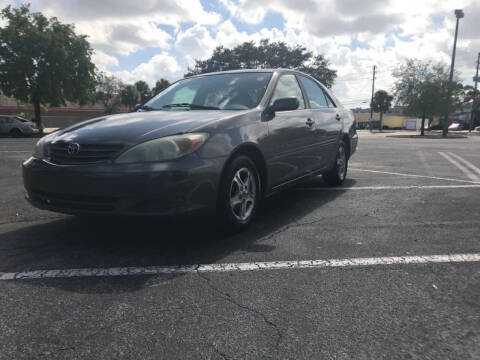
323;140;348;186
10;128;22;137
218;155;260;232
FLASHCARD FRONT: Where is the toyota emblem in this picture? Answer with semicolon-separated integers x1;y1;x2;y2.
67;143;80;155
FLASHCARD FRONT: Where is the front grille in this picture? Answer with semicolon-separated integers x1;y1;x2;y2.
30;190;118;212
49;142;124;165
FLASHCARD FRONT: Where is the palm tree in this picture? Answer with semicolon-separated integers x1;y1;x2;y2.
371;90;394;131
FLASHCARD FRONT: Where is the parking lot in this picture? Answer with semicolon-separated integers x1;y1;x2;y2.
1;133;480;359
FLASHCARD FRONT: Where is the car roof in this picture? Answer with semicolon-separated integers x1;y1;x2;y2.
187;68;306;78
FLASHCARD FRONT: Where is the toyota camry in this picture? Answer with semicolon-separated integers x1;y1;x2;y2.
23;69;358;230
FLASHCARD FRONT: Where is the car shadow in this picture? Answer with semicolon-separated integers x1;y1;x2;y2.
0;176;356;293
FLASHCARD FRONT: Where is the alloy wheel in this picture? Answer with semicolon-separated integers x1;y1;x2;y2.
337;145;346;180
229;167;256;222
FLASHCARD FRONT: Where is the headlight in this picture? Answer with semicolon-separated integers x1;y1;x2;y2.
33;134;52;159
115;133;209;164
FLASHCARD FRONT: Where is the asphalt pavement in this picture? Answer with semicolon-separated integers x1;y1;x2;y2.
0;133;480;359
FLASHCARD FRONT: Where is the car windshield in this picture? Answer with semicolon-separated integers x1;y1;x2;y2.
14;116;29;122
144;73;272;111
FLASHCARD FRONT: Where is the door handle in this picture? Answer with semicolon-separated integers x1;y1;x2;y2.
306;118;314;127
335;114;341;121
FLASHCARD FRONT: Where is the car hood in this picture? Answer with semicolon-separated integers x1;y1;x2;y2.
51;110;250;146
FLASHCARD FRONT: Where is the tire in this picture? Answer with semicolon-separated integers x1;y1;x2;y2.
217;155;260;232
10;128;22;137
323;140;348;186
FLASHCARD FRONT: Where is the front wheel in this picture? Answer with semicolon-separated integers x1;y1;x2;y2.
10;128;22;137
323;141;348;186
218;155;260;232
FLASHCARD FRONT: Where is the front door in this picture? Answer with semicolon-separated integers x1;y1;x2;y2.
263;74;319;188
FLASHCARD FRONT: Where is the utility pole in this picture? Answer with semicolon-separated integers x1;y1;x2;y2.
369;65;376;132
443;9;464;137
470;52;480;132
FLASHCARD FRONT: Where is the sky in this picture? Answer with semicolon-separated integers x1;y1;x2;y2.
2;0;480;108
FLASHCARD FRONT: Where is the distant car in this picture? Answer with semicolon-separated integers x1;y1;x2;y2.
23;69;357;230
475;126;480;132
0;115;39;137
448;123;463;131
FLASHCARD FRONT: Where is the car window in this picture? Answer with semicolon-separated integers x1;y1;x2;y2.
270;74;305;109
145;73;272;111
171;85;199;104
14;116;29;123
323;91;336;108
298;76;328;109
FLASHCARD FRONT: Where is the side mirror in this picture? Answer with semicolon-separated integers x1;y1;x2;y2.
132;104;142;112
269;97;300;113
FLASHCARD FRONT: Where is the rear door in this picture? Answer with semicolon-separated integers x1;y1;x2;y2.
298;76;342;169
264;73;319;188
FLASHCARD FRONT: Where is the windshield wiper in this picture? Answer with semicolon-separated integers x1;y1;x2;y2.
137;105;156;111
162;103;220;110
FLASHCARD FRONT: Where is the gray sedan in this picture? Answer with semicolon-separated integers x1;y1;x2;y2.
23;69;357;230
0;115;39;137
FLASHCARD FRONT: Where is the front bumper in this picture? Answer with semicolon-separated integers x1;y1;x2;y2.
22;127;40;135
23;155;226;216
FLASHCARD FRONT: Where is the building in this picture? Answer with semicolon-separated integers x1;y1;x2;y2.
0;92;127;128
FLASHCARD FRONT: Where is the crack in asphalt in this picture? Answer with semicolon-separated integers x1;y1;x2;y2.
195;267;283;355
211;343;230;360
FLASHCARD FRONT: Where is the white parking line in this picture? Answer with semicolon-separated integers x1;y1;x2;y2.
446;152;480;176
438;152;480;181
349;168;480;184
1;253;479;281
298;184;480;191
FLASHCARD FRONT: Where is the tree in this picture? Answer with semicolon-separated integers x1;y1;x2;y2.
185;39;337;88
121;85;140;111
134;80;151;103
461;85;480;129
393;59;462;136
0;5;96;132
95;73;123;114
371;90;393;131
152;79;170;96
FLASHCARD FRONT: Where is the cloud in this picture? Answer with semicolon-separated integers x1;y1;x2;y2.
114;52;183;87
30;0;220;25
92;50;119;71
175;24;216;66
27;0;220;55
84;21;172;56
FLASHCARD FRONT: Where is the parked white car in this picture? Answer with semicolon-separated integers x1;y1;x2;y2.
448;122;463;131
0;115;39;137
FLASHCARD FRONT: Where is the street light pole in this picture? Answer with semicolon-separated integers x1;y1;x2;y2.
443;9;464;137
